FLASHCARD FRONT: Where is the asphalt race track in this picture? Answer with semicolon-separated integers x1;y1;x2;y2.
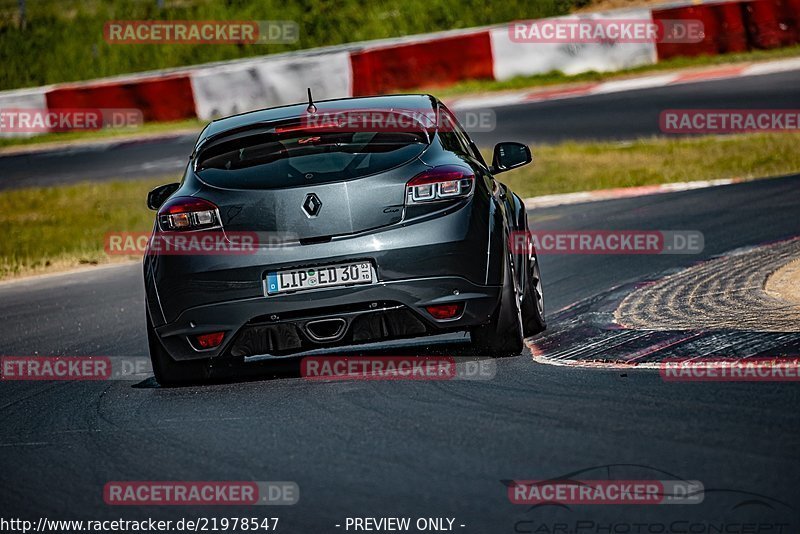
2;68;800;531
1;69;799;190
2;172;800;529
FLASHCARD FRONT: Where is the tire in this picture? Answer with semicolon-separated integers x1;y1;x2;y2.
521;253;546;337
146;307;210;386
470;253;524;356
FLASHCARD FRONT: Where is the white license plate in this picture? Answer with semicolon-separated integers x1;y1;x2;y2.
265;261;374;295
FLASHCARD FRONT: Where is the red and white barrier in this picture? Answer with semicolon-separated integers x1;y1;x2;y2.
350;31;494;95
46;74;197;123
0;87;50;137
0;0;798;137
190;51;352;120
491;9;658;80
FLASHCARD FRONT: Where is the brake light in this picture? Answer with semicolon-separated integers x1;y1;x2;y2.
406;165;474;204
425;303;463;320
195;331;225;349
158;197;221;232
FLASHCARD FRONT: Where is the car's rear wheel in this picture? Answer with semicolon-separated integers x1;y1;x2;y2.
146;308;210;386
470;254;524;356
521;254;546;336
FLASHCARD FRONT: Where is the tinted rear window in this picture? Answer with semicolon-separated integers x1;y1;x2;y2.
195;124;428;189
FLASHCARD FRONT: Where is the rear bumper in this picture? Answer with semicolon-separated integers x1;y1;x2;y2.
154;275;500;361
145;196;504;323
145;196;509;361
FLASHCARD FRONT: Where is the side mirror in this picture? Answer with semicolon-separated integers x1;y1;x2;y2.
491;142;532;174
147;183;180;210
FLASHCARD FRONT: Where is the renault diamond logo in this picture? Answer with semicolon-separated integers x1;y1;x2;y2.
302;193;322;218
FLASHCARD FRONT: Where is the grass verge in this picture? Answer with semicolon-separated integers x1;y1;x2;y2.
495;133;800;197
2;132;799;280
0;177;168;280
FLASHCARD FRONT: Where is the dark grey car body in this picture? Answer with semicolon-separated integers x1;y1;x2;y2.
143;94;545;384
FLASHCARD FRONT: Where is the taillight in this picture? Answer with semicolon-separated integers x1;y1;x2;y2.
195;331;225;349
406;165;474;204
157;197;221;232
425;303;463;320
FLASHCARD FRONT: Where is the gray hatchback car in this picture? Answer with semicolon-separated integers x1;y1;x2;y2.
144;94;545;385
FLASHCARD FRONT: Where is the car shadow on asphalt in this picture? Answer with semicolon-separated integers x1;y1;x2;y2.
131;334;514;389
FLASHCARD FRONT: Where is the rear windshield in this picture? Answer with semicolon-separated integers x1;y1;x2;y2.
195;119;429;189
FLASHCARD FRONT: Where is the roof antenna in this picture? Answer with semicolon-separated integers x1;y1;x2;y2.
306;87;317;114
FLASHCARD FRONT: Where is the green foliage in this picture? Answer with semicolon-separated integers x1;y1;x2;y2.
0;0;570;90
